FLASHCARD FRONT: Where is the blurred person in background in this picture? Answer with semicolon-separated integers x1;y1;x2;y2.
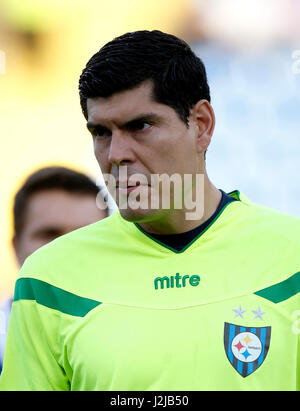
0;166;109;374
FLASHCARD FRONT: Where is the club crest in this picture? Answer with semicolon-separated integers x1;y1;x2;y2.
224;322;271;377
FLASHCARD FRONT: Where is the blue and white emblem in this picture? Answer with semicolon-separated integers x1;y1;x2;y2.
224;322;271;377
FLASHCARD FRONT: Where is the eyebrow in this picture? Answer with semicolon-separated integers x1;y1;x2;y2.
86;113;161;130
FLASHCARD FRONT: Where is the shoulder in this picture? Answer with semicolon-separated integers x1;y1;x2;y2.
23;211;123;266
223;192;300;281
16;211;137;298
231;191;300;239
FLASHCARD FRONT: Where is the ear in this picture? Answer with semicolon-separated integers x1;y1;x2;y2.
191;100;215;154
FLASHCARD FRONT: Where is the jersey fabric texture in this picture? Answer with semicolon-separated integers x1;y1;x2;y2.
0;191;299;391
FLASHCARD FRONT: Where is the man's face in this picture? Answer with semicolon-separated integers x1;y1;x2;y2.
87;81;203;223
14;189;106;266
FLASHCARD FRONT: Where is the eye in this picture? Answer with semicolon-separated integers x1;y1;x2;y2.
129;121;152;132
140;122;151;131
89;126;111;139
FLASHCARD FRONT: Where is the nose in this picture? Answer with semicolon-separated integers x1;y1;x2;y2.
108;130;135;166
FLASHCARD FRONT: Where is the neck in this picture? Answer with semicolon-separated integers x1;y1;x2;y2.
137;172;221;235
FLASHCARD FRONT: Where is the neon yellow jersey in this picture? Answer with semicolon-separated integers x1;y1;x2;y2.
0;191;299;391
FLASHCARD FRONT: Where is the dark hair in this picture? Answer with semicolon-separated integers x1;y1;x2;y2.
79;30;210;125
13;166;102;238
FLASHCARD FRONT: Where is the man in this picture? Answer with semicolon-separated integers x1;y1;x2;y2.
0;166;108;374
1;31;299;390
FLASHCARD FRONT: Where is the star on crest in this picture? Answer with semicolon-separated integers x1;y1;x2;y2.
243;334;252;345
232;305;246;318
241;349;252;360
234;341;244;352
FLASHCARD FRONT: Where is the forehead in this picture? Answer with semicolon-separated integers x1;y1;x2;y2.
23;189;102;231
86;81;172;125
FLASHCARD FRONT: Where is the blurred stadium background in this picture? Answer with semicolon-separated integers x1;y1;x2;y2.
0;0;299;299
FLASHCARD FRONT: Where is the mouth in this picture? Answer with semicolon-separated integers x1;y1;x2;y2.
116;182;150;195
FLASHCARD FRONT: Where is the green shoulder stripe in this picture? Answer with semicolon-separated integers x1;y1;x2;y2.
14;277;101;317
254;271;300;303
227;190;241;201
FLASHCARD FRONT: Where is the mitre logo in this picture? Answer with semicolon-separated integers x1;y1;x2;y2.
154;273;200;290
